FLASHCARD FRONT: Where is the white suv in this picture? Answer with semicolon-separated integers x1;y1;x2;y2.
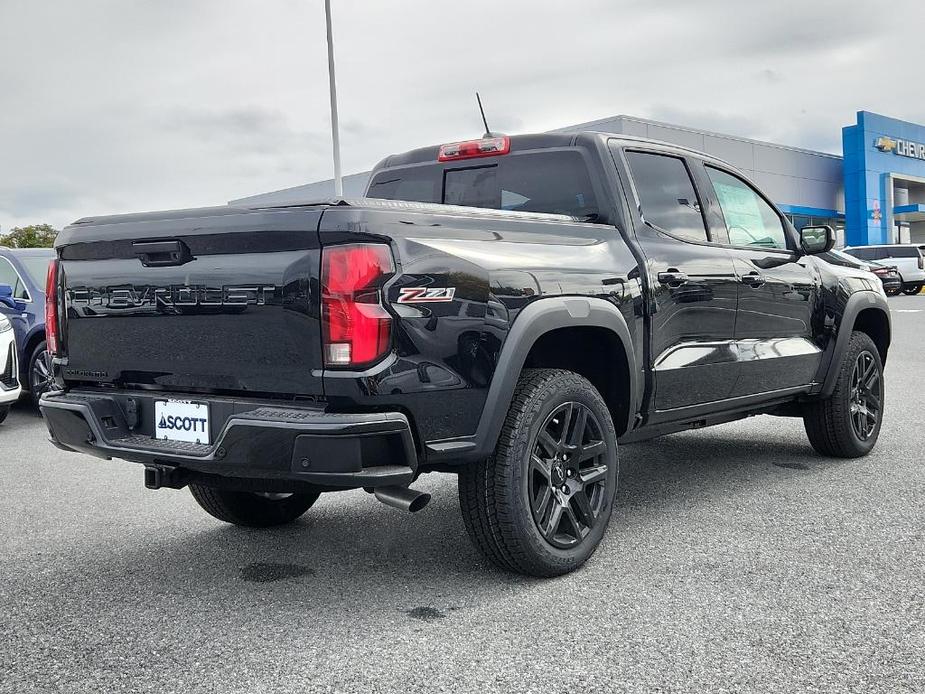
0;314;21;423
843;244;925;295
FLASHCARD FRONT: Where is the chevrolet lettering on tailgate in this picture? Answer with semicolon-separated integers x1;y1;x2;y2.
68;284;278;309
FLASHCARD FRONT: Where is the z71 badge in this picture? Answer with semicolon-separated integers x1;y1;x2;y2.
396;287;457;304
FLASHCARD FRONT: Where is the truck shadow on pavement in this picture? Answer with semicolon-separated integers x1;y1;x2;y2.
57;421;846;608
615;431;845;511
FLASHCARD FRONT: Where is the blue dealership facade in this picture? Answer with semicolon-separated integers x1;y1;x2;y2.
843;111;925;246
233;110;925;248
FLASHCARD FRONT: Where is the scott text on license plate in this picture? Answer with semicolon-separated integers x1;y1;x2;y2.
155;400;210;444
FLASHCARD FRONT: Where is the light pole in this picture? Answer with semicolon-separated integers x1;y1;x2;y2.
324;0;343;197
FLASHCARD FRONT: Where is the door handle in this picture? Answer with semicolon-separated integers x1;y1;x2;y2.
741;272;766;287
657;269;689;287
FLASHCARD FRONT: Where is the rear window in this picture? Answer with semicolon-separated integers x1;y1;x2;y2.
366;150;599;218
846;247;879;261
825;249;864;267
885;247;922;258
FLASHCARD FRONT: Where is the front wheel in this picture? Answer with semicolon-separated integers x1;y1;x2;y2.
803;331;884;458
189;485;320;527
459;369;618;577
901;283;923;296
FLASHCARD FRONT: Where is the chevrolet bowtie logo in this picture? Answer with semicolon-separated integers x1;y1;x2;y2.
875;136;897;152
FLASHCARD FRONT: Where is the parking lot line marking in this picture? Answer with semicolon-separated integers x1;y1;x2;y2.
894;309;922;313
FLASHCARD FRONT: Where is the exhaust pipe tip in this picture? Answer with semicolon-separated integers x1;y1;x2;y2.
373;485;432;513
406;492;431;513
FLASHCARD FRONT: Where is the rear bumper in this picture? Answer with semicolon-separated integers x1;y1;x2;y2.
40;390;418;489
880;276;902;289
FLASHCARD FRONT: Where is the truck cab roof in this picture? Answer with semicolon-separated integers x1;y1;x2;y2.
375;131;739;172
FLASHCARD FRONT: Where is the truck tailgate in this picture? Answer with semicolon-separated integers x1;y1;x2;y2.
56;206;325;397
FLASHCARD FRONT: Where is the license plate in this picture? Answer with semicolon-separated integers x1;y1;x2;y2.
155;400;210;445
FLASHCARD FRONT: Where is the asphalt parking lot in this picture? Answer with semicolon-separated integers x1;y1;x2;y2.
1;295;923;694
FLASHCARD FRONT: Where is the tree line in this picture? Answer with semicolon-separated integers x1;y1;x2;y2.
0;224;58;248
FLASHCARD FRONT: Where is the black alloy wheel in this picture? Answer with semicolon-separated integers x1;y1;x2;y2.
29;342;52;408
529;402;609;549
849;350;881;441
458;368;619;576
803;331;884;458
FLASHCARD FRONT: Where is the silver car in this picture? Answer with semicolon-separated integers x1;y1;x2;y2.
0;313;22;423
843;244;925;295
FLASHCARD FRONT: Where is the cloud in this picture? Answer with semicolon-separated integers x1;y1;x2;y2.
757;69;783;84
1;0;924;229
0;179;84;218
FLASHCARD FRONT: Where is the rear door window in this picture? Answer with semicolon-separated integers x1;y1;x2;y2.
367;150;599;219
0;257;28;300
624;151;708;242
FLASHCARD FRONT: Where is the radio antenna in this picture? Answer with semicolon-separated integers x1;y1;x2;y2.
476;92;493;137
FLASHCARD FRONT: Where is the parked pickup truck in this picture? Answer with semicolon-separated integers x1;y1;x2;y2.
41;132;890;576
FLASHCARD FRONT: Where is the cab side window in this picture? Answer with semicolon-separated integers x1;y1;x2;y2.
705;166;789;250
625;151;708;243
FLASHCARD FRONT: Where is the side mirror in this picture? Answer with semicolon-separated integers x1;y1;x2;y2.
0;284;25;311
799;225;835;255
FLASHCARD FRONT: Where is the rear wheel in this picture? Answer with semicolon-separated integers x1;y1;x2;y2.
901;283;923;295
458;369;618;577
28;341;52;408
803;331;884;458
0;405;9;424
189;485;320;527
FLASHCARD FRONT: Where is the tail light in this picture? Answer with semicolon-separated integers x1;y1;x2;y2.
918;253;924;270
321;244;394;367
44;259;60;356
438;136;510;162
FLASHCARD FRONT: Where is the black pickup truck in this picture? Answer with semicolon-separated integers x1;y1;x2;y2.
40;132;890;576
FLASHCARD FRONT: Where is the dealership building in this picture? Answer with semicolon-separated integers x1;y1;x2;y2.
232;110;925;248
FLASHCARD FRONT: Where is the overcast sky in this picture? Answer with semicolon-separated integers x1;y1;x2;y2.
1;0;924;231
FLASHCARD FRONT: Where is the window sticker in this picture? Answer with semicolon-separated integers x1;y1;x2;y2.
713;181;765;237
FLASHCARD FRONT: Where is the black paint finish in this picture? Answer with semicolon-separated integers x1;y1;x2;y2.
57;208;325;397
45;131;890;483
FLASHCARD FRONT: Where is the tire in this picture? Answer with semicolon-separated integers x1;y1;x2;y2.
803;331;884;458
458;368;619;577
188;484;320;527
0;405;9;424
27;340;52;408
901;283;923;296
